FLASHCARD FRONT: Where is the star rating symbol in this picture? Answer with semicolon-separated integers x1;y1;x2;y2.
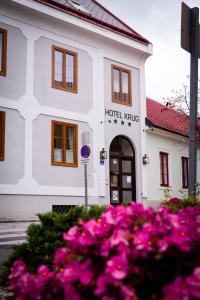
128;122;132;127
114;119;117;124
121;120;125;125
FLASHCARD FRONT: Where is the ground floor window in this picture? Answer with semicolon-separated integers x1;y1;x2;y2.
160;152;169;187
181;156;188;189
0;111;5;160
51;120;78;167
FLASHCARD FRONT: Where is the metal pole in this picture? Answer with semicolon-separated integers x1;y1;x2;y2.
188;7;199;195
84;164;88;209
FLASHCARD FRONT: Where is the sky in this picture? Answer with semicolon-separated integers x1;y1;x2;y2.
98;0;200;103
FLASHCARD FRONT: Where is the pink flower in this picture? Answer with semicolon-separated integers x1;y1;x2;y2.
105;254;128;279
170;197;182;204
121;285;138;300
186;267;200;298
163;276;190;300
95;274;114;296
63;225;80;242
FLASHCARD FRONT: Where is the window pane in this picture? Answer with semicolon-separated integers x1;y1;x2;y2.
111;175;119;187
122;138;133;156
0;32;2;72
111;190;120;203
160;153;168;186
54;125;63;162
66;127;74;163
122;160;131;172
122;175;132;188
122;191;132;204
55;50;63;84
113;68;120;100
182;157;188;188
122;71;129;102
110;159;119;173
66;54;74;89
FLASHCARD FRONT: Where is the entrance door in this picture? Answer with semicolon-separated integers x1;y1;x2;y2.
110;136;136;204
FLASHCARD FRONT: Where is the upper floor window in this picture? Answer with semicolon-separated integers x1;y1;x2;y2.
0;111;5;160
112;65;131;106
51;120;78;167
160;152;169;187
182;156;188;189
0;28;7;76
52;46;78;93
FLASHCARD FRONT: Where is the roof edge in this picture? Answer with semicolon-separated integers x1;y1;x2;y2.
92;0;151;44
33;0;151;45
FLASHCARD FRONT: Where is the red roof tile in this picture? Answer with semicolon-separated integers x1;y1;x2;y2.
146;97;200;138
33;0;150;45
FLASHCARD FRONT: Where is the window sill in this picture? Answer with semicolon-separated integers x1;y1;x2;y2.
51;162;78;168
159;186;172;190
52;84;78;94
112;98;132;107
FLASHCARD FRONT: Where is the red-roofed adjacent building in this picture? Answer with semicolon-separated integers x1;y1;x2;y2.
145;98;200;206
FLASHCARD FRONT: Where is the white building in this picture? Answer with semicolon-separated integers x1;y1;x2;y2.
0;0;199;220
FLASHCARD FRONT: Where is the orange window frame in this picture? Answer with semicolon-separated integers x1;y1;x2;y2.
51;120;78;167
0;111;5;161
52;45;78;93
112;64;132;106
0;28;7;77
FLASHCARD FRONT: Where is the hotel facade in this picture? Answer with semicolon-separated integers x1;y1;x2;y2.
0;0;199;219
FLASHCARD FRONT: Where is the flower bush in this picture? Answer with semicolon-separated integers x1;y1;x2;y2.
9;203;200;300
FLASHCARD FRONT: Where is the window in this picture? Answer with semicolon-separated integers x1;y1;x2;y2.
0;111;5;161
51;120;78;167
68;0;90;14
52;46;78;93
0;28;7;76
112;65;131;106
160;152;169;187
182;157;188;189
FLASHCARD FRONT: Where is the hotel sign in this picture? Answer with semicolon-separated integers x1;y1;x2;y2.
105;109;139;127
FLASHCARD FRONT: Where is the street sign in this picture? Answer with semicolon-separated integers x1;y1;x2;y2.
81;145;90;159
181;2;200;57
80;145;91;209
181;2;199;195
81;145;90;164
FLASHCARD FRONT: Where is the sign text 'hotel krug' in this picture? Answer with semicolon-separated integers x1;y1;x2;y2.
105;109;139;126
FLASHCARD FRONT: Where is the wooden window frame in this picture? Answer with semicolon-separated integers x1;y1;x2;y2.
181;156;188;189
160;152;169;187
0;111;5;161
112;64;132;106
0;28;7;77
52;45;78;93
51;120;78;167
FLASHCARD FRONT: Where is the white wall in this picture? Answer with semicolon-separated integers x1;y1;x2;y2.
146;129;200;206
0;0;151;218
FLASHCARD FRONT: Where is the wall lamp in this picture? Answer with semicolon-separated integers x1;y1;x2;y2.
100;148;107;160
142;154;149;165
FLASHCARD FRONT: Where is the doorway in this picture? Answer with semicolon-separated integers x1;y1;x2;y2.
109;136;136;204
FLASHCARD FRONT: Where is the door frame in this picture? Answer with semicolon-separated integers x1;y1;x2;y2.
109;136;136;204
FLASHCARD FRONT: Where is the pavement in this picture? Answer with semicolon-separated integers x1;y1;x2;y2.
0;219;40;299
0;220;39;264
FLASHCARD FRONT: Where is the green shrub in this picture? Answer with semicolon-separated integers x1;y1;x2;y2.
0;205;105;286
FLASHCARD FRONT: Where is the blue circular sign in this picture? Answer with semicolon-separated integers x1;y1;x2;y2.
81;145;90;158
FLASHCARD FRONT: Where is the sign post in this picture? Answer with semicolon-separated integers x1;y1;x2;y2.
81;145;91;209
181;2;199;195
